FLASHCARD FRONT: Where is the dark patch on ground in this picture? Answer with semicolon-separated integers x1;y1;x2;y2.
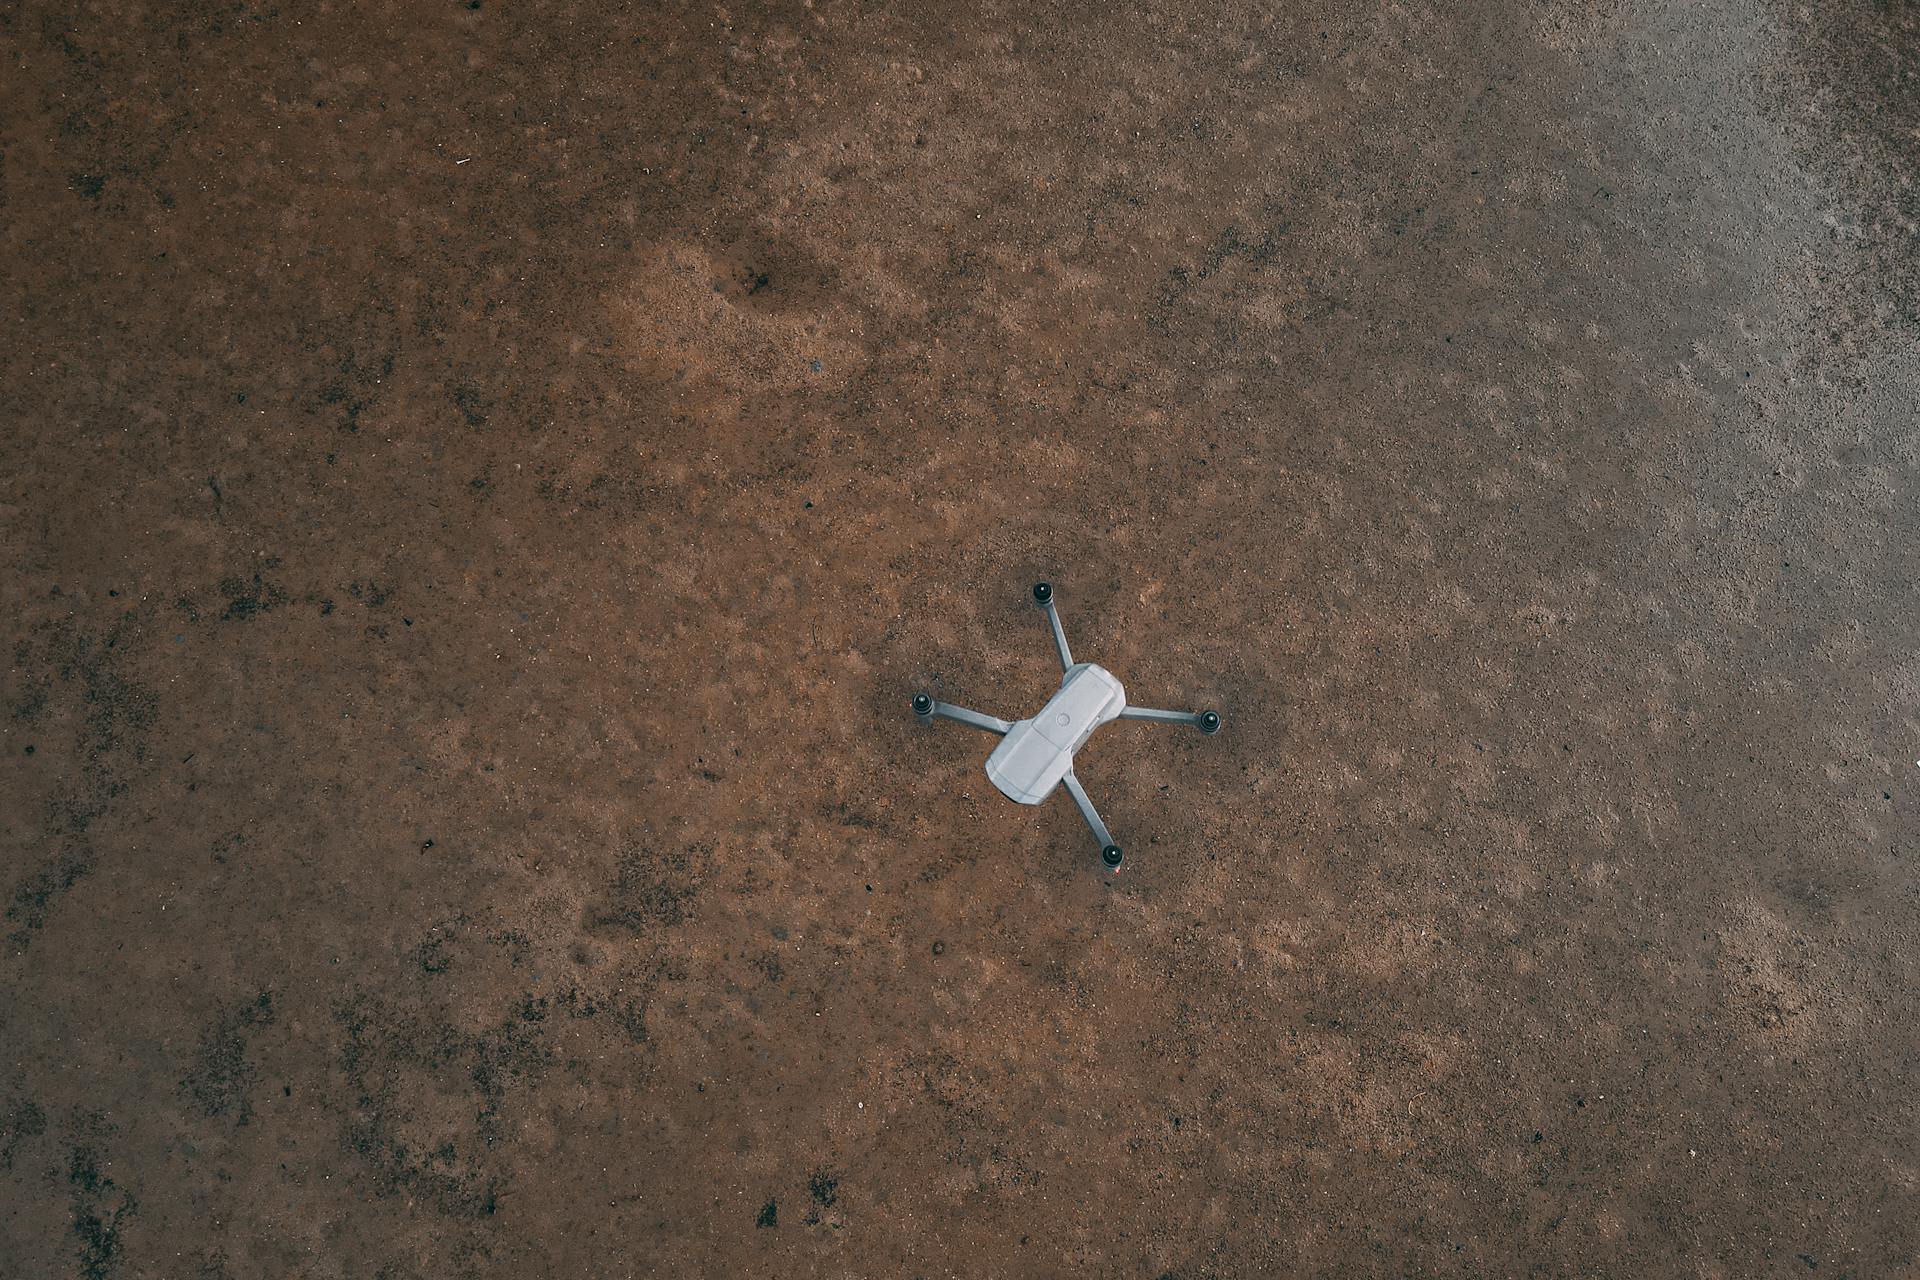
331;990;542;1219
5;847;98;950
585;838;707;937
217;570;288;622
65;1114;138;1280
0;1093;48;1170
1772;1;1920;359
4;619;156;949
346;579;391;608
325;935;665;1222
800;1167;841;1228
293;302;402;435
179;990;276;1122
450;381;490;428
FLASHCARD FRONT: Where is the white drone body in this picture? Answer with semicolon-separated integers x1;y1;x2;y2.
984;663;1126;804
913;582;1222;871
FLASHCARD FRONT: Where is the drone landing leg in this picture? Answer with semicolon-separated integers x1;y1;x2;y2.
1119;705;1224;735
1061;771;1124;870
911;693;1012;735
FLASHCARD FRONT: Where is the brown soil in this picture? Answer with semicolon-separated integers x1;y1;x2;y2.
3;2;1917;1276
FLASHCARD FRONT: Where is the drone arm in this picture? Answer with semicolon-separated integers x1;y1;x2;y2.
934;703;1013;735
1060;771;1117;855
912;694;1012;735
1033;582;1073;671
1118;705;1223;734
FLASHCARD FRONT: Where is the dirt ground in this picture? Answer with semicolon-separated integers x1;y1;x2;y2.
2;1;1917;1276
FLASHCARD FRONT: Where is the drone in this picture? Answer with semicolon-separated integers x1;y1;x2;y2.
912;582;1222;870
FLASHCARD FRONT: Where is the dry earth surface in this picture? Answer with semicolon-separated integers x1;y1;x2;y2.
3;1;1918;1276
